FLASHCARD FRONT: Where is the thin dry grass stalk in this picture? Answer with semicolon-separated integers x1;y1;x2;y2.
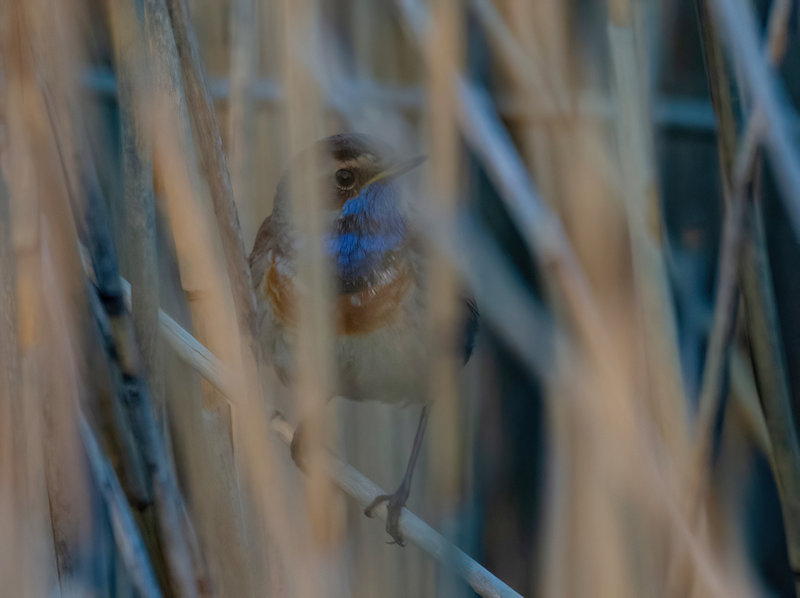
708;0;800;240
164;0;261;341
83;151;211;598
24;0;212;593
506;0;565;208
693;0;791;480
0;20;27;592
0;150;25;598
606;0;690;468
270;413;523;598
425;0;463;513
470;0;558;115
688;2;800;595
108;0;164;421
79;412;162;598
119;277;240;401
438;215;753;598
2;1;90;593
729;347;772;465
227;0;258;243
397;3;767;598
0;52;53;597
277;0;346;553
143;1;263;596
739;200;800;593
164;2;344;596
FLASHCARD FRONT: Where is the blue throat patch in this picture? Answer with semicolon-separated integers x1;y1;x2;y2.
324;181;406;283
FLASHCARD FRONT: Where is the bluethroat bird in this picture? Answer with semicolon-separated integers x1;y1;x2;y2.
249;133;479;545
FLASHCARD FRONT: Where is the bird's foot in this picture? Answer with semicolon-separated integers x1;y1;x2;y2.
364;485;410;546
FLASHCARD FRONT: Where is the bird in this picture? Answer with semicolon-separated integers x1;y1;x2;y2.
249;133;479;545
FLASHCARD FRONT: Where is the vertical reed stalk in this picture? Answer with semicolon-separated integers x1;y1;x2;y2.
0;147;25;598
143;1;256;596
277;0;347;559
696;2;800;595
1;3;79;594
24;1;213;595
165;2;338;596
505;0;561;207
108;0;164;422
228;0;258;245
79;411;163;598
425;0;464;549
740;200;800;594
607;0;690;467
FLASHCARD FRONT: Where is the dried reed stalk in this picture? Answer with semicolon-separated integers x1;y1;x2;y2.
729;347;772;466
2;2;91;593
690;3;800;595
164;0;261;342
396;3;765;597
333;4;430;596
79;412;162;598
120;278;239;400
739;200;800;593
470;0;557;114
460;7;570;595
0;63;48;596
725;1;800;591
425;0;463;516
606;0;690;467
275;0;348;557
689;0;747;537
40;192;95;598
163;2;345;595
227;0;258;244
143;1;259;596
270;413;523;598
95;1;155;508
692;0;790;480
22;0;215;593
108;0;164;420
83;154;210;598
0;146;25;598
161;16;279;560
521;0;569;207
708;0;800;239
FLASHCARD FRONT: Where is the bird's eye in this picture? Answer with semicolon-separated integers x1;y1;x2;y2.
335;169;356;189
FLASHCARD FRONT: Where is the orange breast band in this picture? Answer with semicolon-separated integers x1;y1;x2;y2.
263;260;412;336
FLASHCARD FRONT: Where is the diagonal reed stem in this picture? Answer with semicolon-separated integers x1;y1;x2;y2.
80;413;163;598
268;413;523;598
684;2;800;596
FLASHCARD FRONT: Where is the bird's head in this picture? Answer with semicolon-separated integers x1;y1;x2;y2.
272;133;425;293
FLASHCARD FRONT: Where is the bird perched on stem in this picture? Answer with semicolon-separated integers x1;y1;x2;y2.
249;133;478;545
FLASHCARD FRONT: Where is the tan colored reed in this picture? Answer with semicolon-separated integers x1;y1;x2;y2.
2;0;799;597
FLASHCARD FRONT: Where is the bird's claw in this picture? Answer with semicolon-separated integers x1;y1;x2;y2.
364;489;409;546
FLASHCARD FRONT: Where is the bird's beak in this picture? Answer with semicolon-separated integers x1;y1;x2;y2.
365;155;427;187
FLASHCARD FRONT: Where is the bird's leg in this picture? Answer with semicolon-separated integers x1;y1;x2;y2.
364;404;430;546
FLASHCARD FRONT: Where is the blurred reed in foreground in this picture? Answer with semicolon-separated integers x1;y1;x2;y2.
2;0;800;596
